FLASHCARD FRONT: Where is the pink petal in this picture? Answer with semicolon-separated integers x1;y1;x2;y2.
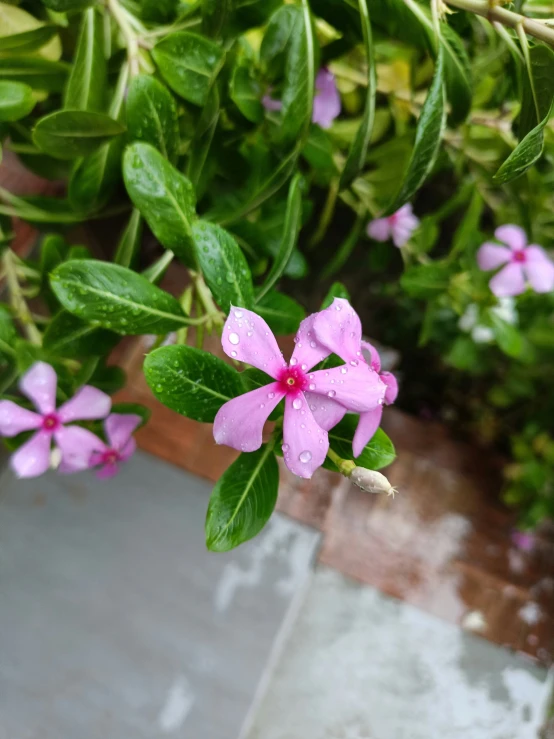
302;391;346;431
10;430;51;478
312;298;361;364
381;371;398;405
213;383;284;452
222;307;286;379
290;313;332;372
54;425;106;472
477;243;512;271
104;413;141;450
0;400;42;437
57;385;111;423
282;394;329;479
495;224;527;250
19;361;57;414
119;436;137;462
312;69;341;129
524;246;554;293
391;222;415;247
391;204;419;246
360;340;381;372
489;263;526;297
367;217;391;242
262;94;282;112
309;363;385;413
353;407;383;458
96;463;119;480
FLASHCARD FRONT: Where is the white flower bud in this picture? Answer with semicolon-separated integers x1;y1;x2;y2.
350;467;397;497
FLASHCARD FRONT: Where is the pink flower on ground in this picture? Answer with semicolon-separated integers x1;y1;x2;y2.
0;361;111;478
313;298;398;457
213;307;386;479
312;68;341;129
511;530;535;552
367;204;420;248
477;225;554;297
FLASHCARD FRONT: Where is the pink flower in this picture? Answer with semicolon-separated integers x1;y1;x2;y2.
477;225;554;297
261;92;282;112
313;298;398;457
367;204;420;248
0;361;111;478
511;530;535;552
213;307;386;479
312;68;341;129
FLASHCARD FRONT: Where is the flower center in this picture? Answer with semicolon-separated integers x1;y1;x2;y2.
101;449;120;466
277;365;308;394
513;249;527;263
41;413;60;432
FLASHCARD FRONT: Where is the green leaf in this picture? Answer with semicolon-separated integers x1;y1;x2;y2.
141;0;177;22
446;336;480;371
256;173;302;302
50;259;191;334
191;221;254;313
202;0;233;37
187;84;219;189
39;232;66;310
41;0;94;12
256;290;305;335
0;25;58;54
0;57;69;92
126;74;179;163
89;362;126;394
0;303;16;360
324;420;395;472
42;310;118;357
519;45;554;140
0;80;34;121
321;281;350;309
302;125;337;173
205;444;279;552
33;110;125;160
64;8;106;111
441;23;472;126
494;103;553;184
123;142;197;267
114;208;142;269
230;60;263;123
144;344;244;422
0;3;61;61
400;261;452;298
340;0;375;189
490;314;524;359
385;46;446;214
152;32;225;106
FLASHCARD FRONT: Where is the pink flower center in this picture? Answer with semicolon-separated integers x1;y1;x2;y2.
41;413;60;432
277;364;308;395
100;449;121;466
513;249;527;263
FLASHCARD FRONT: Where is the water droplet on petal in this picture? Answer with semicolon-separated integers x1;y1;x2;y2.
292;397;302;410
247;331;253;337
309;383;315;390
234;310;243;318
290;357;298;366
260;403;265;408
300;423;306;429
282;443;289;452
328;390;336;398
229;333;240;345
268;392;275;399
341;367;347;374
231;350;237;357
310;404;316;411
335;304;342;311
299;450;312;463
350;360;358;367
310;341;317;349
301;363;307;370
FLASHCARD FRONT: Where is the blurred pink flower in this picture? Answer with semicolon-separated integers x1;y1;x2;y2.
477;225;554;297
0;362;111;478
213;306;385;479
261;92;282;112
312;68;341;129
367;204;420;248
511;530;535;552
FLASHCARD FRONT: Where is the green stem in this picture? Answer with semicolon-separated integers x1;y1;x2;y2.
106;0;141;76
321;214;365;279
2;250;41;345
308;178;340;249
326;447;356;476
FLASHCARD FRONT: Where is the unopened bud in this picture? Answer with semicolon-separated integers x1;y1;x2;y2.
350;467;397;497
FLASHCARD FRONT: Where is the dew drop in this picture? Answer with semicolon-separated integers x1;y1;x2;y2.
268;392;275;399
259;403;265;409
300;423;306;429
301;364;307;371
282;443;289;452
234;309;243;318
229;333;240;345
247;331;253;337
327;390;336;398
310;404;316;411
231;351;237;357
299;450;312;463
341;367;347;374
335;304;342;311
350;360;358;367
292;397;302;410
290;357;298;366
309;383;315;390
310;340;317;349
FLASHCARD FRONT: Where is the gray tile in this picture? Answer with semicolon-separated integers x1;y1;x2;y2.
244;567;552;739
0;452;320;739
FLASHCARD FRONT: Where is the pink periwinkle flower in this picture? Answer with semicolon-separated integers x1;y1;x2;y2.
511;530;535;553
367;204;420;248
312;68;341;129
213;306;386;479
261;91;282;112
313;298;398;457
0;361;111;478
477;225;554;297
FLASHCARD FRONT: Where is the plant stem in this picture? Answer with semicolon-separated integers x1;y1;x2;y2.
321;213;365;279
326;447;356;476
308;177;340;249
2;250;41;345
106;0;140;76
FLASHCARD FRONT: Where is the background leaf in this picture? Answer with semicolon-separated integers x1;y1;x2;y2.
0;25;58;54
0;3;61;61
0;80;34;121
400;261;452;298
0;57;69;92
114;208;142;269
494;104;552;185
64;7;106;112
42;310;118;357
33;110;125;159
126;73;179;163
256;291;305;334
324;420;396;471
187;84;219;190
519;44;554;140
441;23;472;125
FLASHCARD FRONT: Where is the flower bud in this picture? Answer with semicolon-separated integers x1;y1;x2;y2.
350;467;396;497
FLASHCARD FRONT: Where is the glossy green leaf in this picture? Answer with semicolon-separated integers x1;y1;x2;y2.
192;220;254;313
144;344;244;422
400;261;452;298
152;32;225;106
385;46;445;214
321;281;350;309
187;85;219;189
42;310;118;357
490;314;524;359
324;421;396;472
114;209;142;269
205;444;279;552
126;74;179;163
0;80;34;121
50;259;191;334
230;61;263;123
494;103;552;184
340;0;375;189
519;45;554;140
0;304;16;360
64;8;106;111
256;290;305;335
39;233;66;311
33;110;125;160
0;3;61;60
302;125;336;173
256;173;302;302
0;25;57;54
123;142;197;267
0;57;69;92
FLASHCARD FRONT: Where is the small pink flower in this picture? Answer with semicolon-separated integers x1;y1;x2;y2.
313;298;398;457
312;68;341;129
367;204;420;248
213;307;386;479
261;92;282;112
477;225;554;297
511;530;535;552
0;361;111;478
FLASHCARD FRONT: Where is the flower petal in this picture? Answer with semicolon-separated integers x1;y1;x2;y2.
282;394;329;479
353;407;383;458
312;69;341;129
310;363;385;412
391;205;419;247
0;401;42;437
381;371;398;405
524;246;554;293
19;361;57;414
222;307;286;379
57;386;111;423
119;436;137;462
391;222;416;247
54;425;106;472
97;463;119;480
262;94;282;112
367;217;391;242
302;391;347;431
10;431;51;478
489;263;526;297
290;313;332;371
312;298;362;364
477;243;512;271
104;413;141;451
360;340;381;372
495;224;527;251
213;383;285;452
